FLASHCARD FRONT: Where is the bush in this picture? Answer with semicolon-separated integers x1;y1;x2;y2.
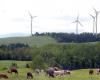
2;67;8;70
10;62;18;68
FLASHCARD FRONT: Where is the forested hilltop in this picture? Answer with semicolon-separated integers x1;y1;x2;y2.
0;36;57;47
34;32;100;43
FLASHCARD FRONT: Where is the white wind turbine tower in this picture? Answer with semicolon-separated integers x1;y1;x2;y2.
72;15;83;34
93;8;100;35
28;12;37;36
89;14;95;35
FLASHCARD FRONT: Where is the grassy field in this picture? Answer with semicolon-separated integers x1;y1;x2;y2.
0;36;57;47
0;60;100;80
0;60;31;70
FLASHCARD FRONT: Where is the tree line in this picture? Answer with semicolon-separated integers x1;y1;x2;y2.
32;43;100;70
0;43;32;60
0;39;100;70
34;32;100;43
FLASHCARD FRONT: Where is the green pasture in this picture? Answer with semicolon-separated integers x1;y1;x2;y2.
0;60;31;71
0;60;100;80
0;36;57;47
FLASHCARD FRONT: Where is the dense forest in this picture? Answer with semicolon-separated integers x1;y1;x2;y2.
32;43;100;69
34;32;100;43
0;43;32;60
0;42;100;70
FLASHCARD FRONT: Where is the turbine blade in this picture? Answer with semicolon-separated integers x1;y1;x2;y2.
98;11;100;13
28;11;33;18
33;16;37;18
89;14;95;19
78;21;83;27
72;20;77;23
72;21;75;23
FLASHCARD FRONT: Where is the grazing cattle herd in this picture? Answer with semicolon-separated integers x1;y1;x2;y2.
0;66;100;79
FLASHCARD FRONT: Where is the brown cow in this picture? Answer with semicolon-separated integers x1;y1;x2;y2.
27;72;33;79
89;69;94;75
0;73;8;79
8;67;18;75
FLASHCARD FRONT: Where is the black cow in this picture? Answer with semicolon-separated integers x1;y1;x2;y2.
27;72;33;79
89;69;94;75
46;68;55;78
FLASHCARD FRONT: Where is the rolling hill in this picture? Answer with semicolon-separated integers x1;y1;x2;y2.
0;36;57;47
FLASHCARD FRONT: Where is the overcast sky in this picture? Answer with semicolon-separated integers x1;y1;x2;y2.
0;0;100;37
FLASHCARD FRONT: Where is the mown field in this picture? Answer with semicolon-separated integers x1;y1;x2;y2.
0;36;57;47
0;61;100;80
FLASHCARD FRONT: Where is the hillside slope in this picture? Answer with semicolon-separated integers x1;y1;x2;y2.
0;36;57;47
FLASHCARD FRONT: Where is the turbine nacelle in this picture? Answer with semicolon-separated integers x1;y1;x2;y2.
93;8;100;15
72;15;83;34
28;12;37;19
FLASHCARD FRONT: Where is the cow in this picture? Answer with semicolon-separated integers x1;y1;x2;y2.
54;70;65;76
96;68;100;75
54;70;71;77
0;73;8;79
8;67;18;75
40;69;44;73
89;69;94;75
65;70;71;75
27;72;33;79
54;67;60;71
46;68;55;78
35;69;40;75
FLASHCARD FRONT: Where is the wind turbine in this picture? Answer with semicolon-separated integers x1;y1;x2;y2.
93;8;100;35
28;12;37;36
89;14;95;35
72;15;83;34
